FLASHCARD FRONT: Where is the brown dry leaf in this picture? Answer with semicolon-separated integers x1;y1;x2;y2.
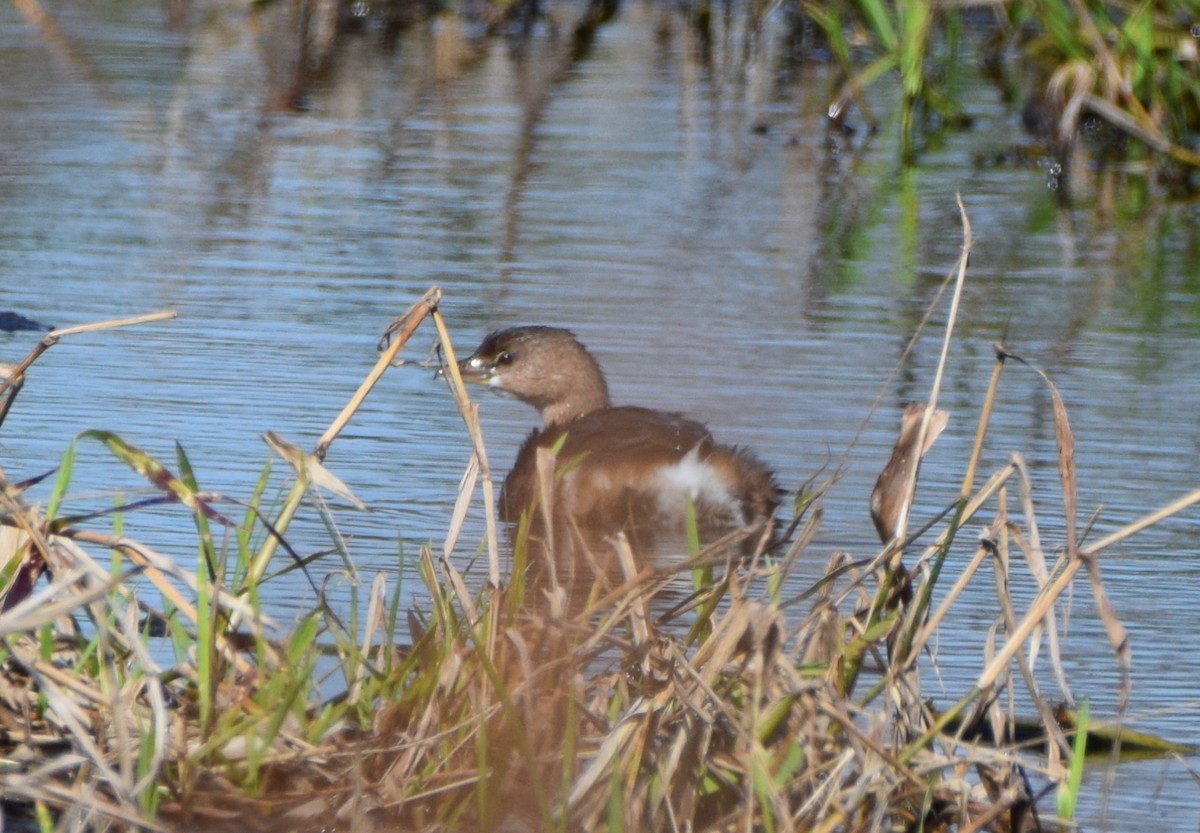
870;402;950;544
1082;554;1132;715
1046;381;1078;555
1001;351;1077;554
263;431;366;511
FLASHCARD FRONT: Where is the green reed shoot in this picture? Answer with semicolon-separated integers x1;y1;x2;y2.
801;0;1200;169
1058;698;1090;821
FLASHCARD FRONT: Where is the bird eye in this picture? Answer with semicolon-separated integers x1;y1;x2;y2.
496;351;514;366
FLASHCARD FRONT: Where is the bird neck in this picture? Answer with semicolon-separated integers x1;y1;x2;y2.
540;383;610;428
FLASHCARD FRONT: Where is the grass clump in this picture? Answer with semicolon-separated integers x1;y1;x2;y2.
786;0;1200;176
0;214;1195;832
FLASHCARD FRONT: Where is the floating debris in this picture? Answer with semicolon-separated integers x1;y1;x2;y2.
0;311;51;333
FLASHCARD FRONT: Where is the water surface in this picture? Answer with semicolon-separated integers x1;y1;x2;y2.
1;0;1199;826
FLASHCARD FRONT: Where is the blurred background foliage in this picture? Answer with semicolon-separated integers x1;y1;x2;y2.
275;0;1199;186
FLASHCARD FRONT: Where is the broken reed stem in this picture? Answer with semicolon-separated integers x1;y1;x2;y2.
876;197;974;678
988;486;1075;760
891;194;973;549
844;231;958;501
46;312;178;340
249;288;441;588
976;483;1200;691
902;462;1018;665
1013;455;1073;702
887;198;975;655
431;306;502;589
57;529;263;676
961;345;1007;500
315;285;442;461
60;528;267;627
0;568;128;637
0;311;177;402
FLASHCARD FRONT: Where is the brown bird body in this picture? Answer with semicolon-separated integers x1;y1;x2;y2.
457;326;779;546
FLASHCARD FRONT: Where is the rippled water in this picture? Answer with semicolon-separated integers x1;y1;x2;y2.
2;0;1200;826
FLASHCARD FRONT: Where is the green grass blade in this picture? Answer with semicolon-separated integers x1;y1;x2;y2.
46;440;76;522
1058;698;1089;820
857;0;897;52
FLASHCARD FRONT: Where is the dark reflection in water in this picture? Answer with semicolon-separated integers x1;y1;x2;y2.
2;0;1200;826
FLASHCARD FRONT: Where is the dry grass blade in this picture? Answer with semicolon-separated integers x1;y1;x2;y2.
985;486;1073;760
996;346;1136;729
264;431;366;510
978;483;1200;692
1010;455;1068;695
1081;553;1132;715
432;307;502;586
346;571;391;704
442;446;480;563
887;194;972;549
999;347;1078;556
59;530;270;629
0;566;130;637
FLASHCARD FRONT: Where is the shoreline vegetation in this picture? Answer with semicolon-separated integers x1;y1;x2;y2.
8;0;1198;186
0;204;1196;831
245;0;1200;185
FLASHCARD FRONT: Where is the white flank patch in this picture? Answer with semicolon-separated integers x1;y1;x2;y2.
655;446;741;523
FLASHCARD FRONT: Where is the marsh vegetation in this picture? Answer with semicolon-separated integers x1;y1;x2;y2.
0;210;1194;831
3;0;1199;829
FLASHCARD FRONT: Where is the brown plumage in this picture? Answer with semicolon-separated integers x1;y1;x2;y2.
457;326;779;543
